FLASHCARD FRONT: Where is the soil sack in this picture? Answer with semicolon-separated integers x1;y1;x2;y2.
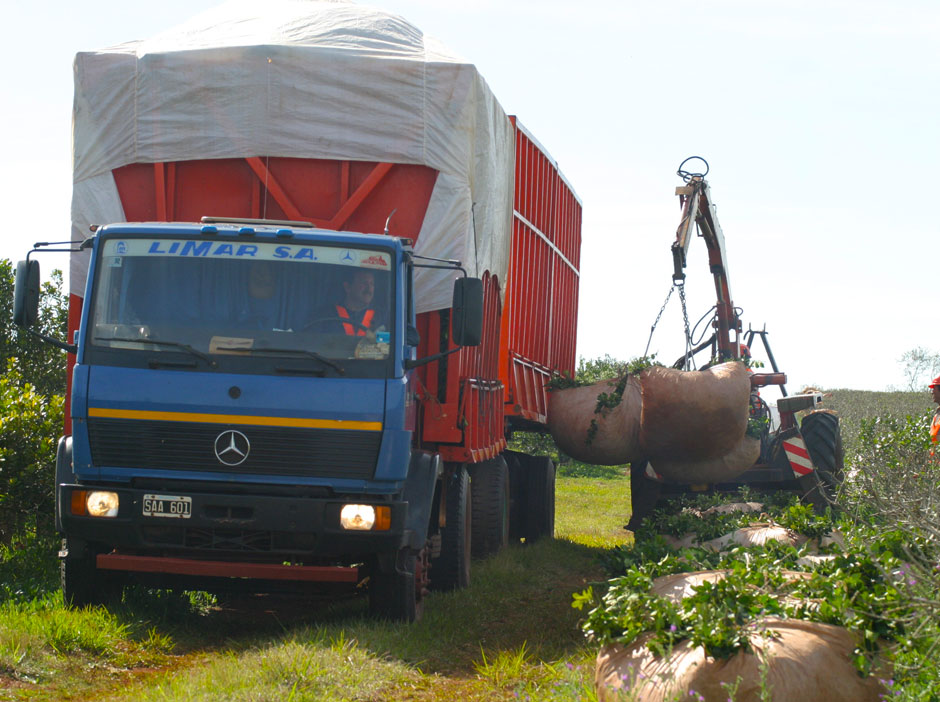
647;434;760;484
547;376;642;465
638;362;751;461
596;617;886;702
547;362;750;469
701;523;809;552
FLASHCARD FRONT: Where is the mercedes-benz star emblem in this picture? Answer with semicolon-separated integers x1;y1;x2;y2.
214;430;250;466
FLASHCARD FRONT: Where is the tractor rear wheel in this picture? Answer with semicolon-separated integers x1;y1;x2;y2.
800;410;844;502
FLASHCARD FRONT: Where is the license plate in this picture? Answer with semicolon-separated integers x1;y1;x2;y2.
142;494;192;519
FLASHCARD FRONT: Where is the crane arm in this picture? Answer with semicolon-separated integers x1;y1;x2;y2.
671;176;740;361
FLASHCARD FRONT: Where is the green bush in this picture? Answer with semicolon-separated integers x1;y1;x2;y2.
0;260;68;543
0;362;64;541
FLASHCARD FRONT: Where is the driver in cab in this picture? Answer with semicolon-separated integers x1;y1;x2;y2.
317;269;385;338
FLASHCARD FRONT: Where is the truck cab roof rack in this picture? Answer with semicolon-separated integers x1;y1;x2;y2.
200;216;315;228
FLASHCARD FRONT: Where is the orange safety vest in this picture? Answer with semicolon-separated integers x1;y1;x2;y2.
336;305;374;336
931;411;940;456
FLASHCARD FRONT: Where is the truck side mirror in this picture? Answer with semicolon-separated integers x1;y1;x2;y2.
13;260;40;328
451;277;483;347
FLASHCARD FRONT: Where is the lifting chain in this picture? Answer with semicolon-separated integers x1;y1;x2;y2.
677;281;694;370
644;285;675;357
644;280;695;369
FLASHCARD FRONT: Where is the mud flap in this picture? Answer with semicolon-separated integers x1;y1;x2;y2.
401;451;442;550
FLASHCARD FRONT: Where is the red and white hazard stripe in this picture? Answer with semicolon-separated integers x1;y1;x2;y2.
783;436;815;477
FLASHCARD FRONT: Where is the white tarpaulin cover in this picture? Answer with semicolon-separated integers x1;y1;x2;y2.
70;0;515;313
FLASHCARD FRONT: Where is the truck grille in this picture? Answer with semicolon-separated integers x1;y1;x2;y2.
88;418;379;480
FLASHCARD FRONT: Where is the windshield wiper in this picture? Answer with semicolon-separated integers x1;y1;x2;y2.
95;336;217;368
213;346;345;375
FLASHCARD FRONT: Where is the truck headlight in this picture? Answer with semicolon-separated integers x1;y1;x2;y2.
340;504;391;531
86;491;119;518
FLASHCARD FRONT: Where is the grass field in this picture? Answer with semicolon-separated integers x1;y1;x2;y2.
0;474;633;701
1;387;935;700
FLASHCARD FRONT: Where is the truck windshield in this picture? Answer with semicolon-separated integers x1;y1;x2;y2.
88;237;394;372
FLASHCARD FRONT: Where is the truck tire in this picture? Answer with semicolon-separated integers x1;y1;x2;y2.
524;456;555;542
469;457;509;559
61;540;122;608
800;410;844;502
369;547;426;622
505;453;526;541
430;464;471;591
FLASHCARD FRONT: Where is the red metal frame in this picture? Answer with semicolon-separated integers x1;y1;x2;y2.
499;119;581;425
417;272;506;462
67;121;582;464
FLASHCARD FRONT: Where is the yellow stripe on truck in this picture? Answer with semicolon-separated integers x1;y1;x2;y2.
88;407;382;432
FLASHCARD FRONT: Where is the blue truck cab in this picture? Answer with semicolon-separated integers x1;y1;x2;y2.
16;219;482;620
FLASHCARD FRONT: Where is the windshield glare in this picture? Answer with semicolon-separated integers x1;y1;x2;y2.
90;238;393;363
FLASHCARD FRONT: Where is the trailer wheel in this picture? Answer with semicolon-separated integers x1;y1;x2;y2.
61;540;122;608
800;410;845;502
469;457;509;558
430;464;471;591
524;456;555;543
505;453;526;541
369;547;426;622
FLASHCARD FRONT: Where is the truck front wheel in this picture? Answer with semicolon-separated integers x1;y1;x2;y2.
61;540;122;608
369;547;427;623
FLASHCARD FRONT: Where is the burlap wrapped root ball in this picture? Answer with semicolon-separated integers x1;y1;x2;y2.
547;375;642;465
647;433;760;484
638;362;750;461
546;362;751;472
595;618;887;702
595;571;886;702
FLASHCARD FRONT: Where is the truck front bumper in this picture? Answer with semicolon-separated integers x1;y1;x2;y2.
58;483;410;561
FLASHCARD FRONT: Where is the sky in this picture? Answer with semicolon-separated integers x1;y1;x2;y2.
1;0;938;395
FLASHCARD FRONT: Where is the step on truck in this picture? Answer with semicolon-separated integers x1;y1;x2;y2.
13;2;581;621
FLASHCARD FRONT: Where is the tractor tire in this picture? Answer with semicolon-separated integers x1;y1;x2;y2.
369;547;426;622
800;410;845;502
469;457;509;559
429;464;471;592
523;456;555;543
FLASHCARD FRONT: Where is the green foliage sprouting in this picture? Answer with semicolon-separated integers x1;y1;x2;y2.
576;395;940;693
584;355;660;445
575;499;915;674
515;354;659;465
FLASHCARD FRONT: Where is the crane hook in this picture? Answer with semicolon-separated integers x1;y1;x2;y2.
677;156;709;183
